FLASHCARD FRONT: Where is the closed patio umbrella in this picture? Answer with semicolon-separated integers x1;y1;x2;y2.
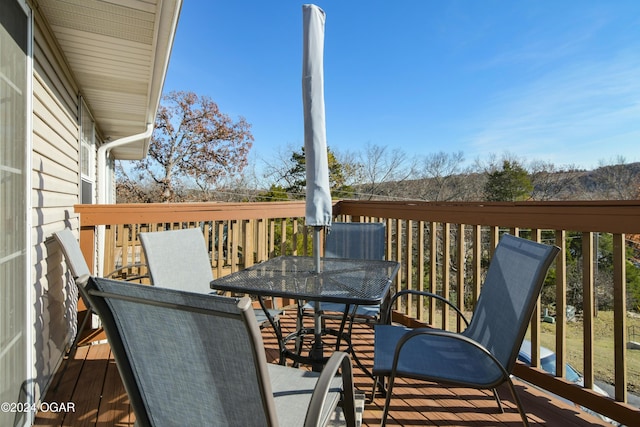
302;3;332;275
303;4;332;368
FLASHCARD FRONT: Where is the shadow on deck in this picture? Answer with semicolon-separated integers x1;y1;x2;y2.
35;312;611;426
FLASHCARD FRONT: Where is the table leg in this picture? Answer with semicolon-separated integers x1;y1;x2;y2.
258;297;286;365
334;304;352;351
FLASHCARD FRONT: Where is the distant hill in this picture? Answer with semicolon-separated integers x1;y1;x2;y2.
350;162;640;202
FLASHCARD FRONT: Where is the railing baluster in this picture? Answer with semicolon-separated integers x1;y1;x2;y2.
530;229;542;368
279;219;287;256
395;218;403;301
472;225;481;309
292;218;299;256
123;224;132;273
385;218;392;268
417;220;425;323
555;230;567;379
269;219;275;258
406;219;414;317
216;222;224;277
490;226;499;254
613;232;627;403
457;223;465;333
104;225;115;273
231;220;239;273
243;220;253;268
583;231;595;390
429;221;437;325
442;222;450;331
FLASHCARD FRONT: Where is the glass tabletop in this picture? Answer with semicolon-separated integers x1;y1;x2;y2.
211;255;400;305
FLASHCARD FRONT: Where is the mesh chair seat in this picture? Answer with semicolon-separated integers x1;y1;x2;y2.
374;325;505;387
86;276;357;427
302;222;387;323
140;228;282;329
372;234;560;427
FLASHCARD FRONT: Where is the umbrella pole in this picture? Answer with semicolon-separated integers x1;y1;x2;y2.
311;226;324;371
313;226;322;273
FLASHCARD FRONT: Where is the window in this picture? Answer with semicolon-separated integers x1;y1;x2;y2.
0;0;30;425
80;102;95;204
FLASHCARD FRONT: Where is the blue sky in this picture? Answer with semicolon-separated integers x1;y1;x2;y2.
162;1;640;172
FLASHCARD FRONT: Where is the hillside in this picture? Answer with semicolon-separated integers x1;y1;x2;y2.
351;162;640;202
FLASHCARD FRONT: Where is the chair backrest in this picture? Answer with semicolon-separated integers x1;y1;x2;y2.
462;234;559;374
139;228;213;294
85;276;277;427
53;229;91;279
325;222;386;260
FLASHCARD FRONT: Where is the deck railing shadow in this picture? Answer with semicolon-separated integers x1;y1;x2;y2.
38;311;621;426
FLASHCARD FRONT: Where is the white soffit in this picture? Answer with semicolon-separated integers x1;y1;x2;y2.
35;0;182;159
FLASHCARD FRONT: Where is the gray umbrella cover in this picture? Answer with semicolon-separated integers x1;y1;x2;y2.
302;4;332;228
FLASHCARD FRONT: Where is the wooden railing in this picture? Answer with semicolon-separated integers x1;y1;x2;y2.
75;200;640;425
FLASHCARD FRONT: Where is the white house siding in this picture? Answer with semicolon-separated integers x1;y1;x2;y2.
30;9;83;401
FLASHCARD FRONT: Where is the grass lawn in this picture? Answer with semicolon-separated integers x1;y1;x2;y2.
430;309;640;393
534;310;640;393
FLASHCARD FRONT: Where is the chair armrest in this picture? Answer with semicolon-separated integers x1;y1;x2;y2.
106;263;148;282
384;289;469;326
391;328;511;386
304;351;356;427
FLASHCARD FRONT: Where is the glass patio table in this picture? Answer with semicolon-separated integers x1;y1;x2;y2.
210;255;400;371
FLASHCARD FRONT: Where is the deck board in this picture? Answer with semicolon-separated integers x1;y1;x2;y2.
65;342;110;426
95;349;131;426
35;312;611;426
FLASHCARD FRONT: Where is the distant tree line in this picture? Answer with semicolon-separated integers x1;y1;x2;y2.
257;146;640;203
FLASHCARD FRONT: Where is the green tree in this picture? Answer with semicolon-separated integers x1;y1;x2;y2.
256;184;290;202
483;160;533;201
282;146;353;199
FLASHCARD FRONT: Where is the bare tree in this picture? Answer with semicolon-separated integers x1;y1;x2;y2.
115;163;159;203
119;91;253;202
415;151;469;201
590;156;640;200
529;161;584;201
354;143;416;200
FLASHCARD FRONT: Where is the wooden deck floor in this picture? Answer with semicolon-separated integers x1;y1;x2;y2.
35;313;611;426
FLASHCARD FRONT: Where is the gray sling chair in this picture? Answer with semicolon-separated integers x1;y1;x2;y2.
139;228;282;329
301;222;387;325
373;234;560;426
52;228;147;388
84;275;357;427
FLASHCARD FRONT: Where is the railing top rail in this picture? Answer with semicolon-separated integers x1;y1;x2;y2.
75;199;640;233
75;201;309;225
335;200;640;234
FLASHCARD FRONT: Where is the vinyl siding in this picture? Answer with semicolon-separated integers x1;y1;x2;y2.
30;9;82;401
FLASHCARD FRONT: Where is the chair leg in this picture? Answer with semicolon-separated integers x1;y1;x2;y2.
380;374;397;427
492;388;504;413
505;378;530;426
371;374;388;401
